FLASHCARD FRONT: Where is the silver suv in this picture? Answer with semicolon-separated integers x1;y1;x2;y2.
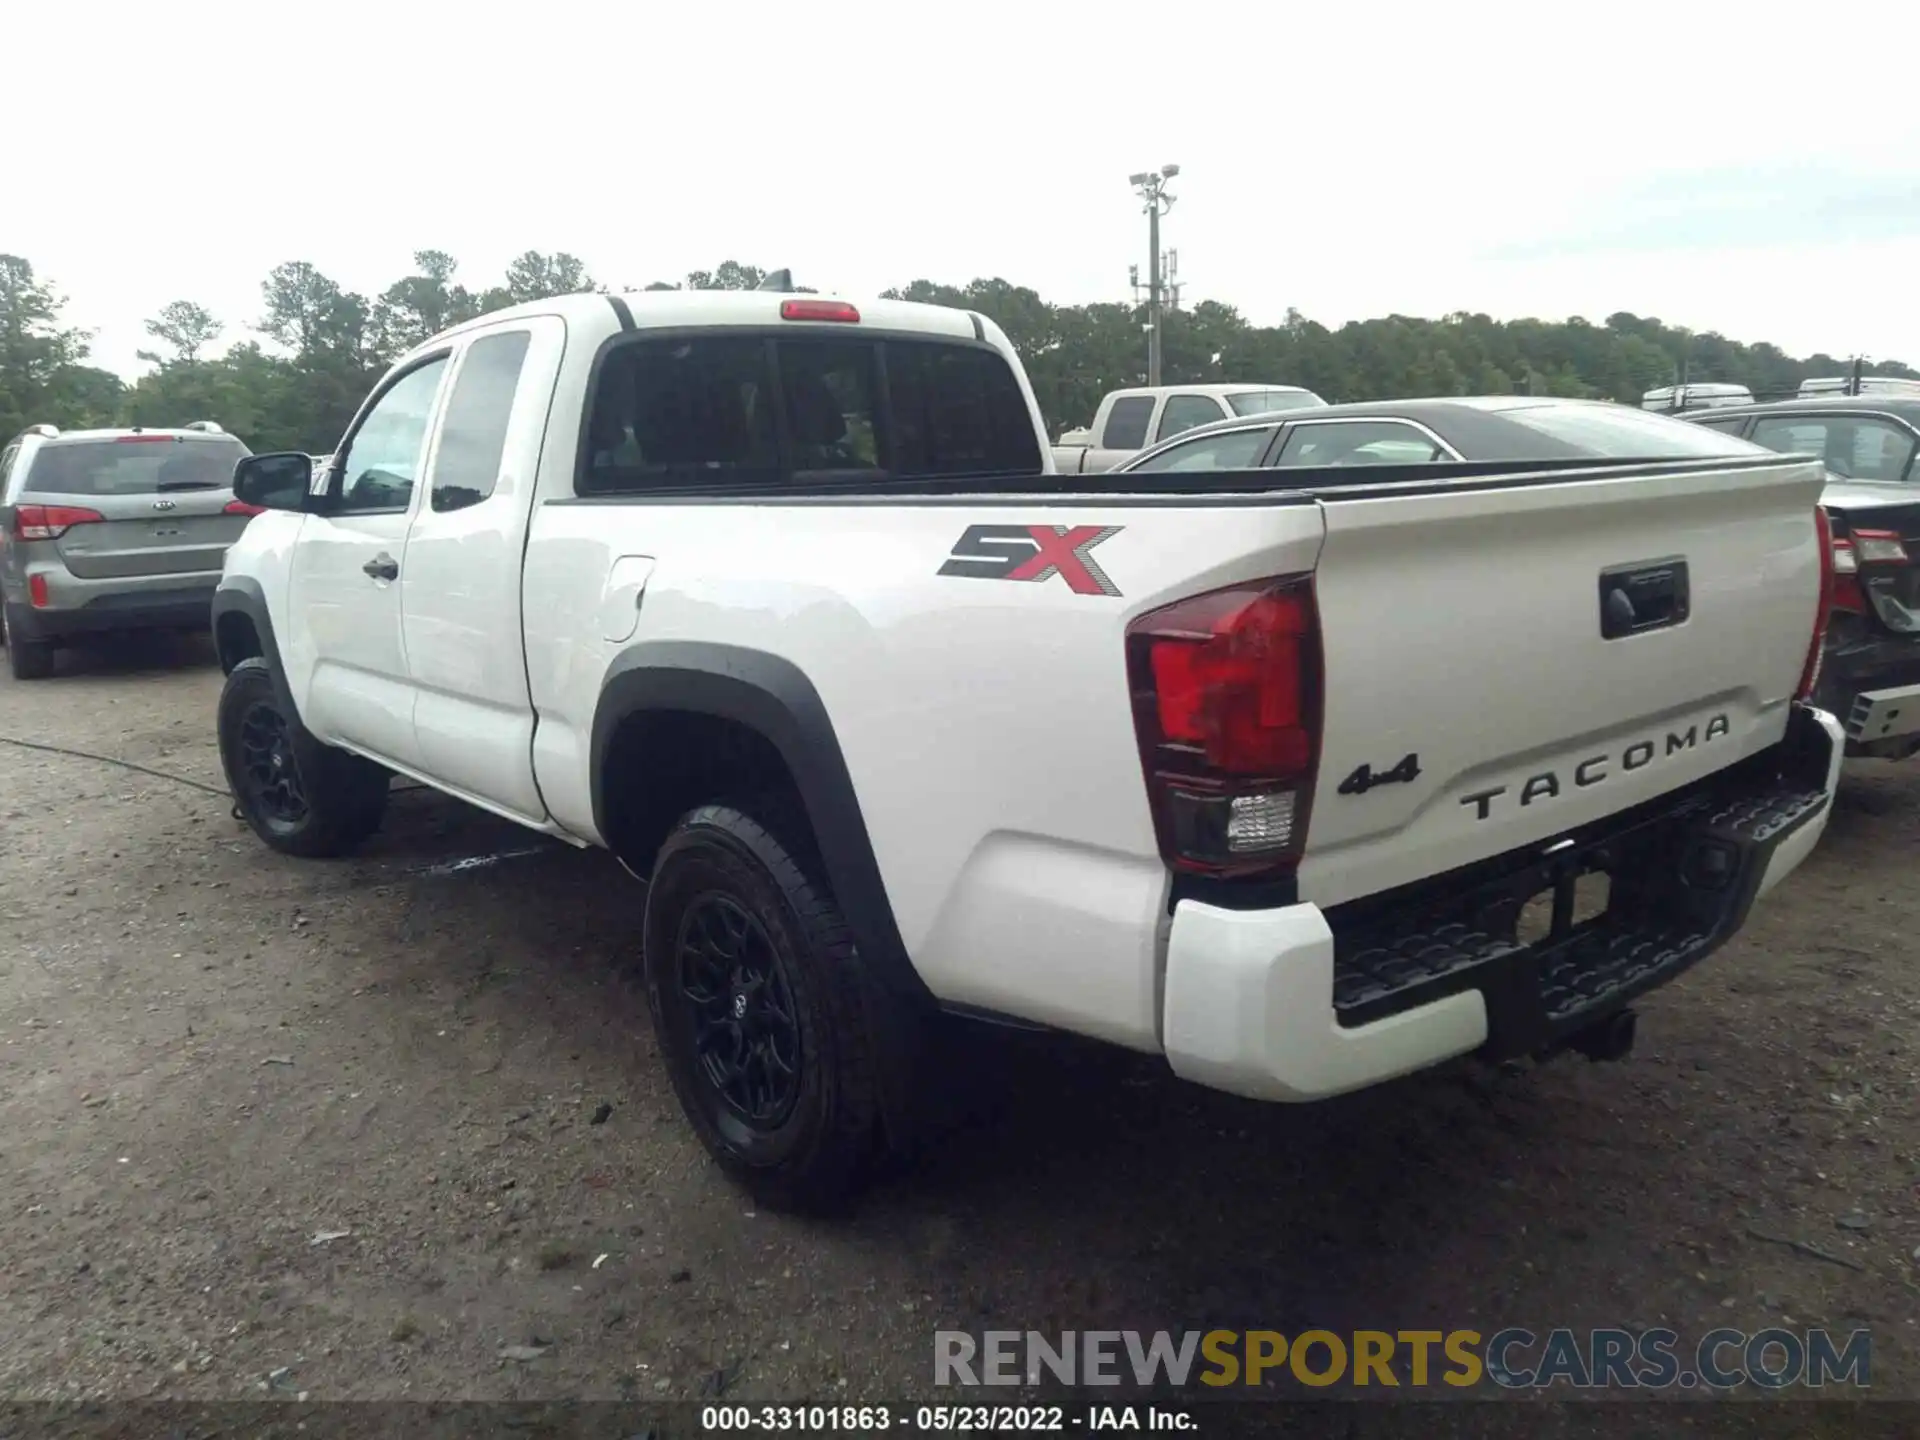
0;422;255;680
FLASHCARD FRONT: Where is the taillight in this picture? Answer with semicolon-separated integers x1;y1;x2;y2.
1849;527;1910;565
224;499;266;517
114;434;172;443
1126;576;1322;878
1829;525;1909;616
1798;508;1836;701
779;299;860;323
28;574;50;608
13;504;105;541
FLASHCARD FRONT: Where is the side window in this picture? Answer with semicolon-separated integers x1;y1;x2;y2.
778;341;879;472
333;357;449;514
1688;416;1749;436
1100;396;1154;450
1131;427;1275;473
1273;421;1447;467
0;443;18;502
429;332;532;513
1156;394;1228;442
1845;420;1917;481
1751;416;1917;481
580;337;778;494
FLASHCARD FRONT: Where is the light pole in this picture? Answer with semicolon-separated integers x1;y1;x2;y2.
1130;165;1178;386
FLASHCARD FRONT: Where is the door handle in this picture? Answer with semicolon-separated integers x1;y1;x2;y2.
362;553;399;581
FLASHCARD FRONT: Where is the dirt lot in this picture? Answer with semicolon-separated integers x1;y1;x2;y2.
1;638;1916;1410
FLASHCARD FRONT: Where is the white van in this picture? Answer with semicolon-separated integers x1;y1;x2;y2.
1797;376;1920;400
1641;383;1754;413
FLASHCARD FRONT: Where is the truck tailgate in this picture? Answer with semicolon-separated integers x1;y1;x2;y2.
1299;455;1827;908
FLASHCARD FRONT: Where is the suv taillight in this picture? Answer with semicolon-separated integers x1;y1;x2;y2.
1798;507;1837;701
1126;576;1322;878
13;504;105;541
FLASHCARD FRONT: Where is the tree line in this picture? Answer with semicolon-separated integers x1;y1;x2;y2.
4;249;1914;456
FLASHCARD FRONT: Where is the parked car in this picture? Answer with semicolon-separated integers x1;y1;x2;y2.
1106;393;1771;475
212;289;1841;1209
1681;395;1920;760
0;422;255;679
1052;383;1326;474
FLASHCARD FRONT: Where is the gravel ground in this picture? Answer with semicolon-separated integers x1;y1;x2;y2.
1;637;1916;1410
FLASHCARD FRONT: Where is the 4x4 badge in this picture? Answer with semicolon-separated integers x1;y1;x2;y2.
937;524;1124;597
152;499;177;511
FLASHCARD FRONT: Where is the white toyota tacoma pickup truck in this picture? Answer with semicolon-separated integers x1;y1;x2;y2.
211;285;1845;1209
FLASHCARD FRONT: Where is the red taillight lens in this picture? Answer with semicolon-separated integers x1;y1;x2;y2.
114;434;172;443
1127;577;1322;878
28;573;51;607
1798;507;1837;701
224;499;266;517
779;299;860;323
13;504;105;541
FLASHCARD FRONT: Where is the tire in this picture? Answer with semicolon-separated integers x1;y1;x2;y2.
643;803;882;1213
217;657;390;858
3;606;55;680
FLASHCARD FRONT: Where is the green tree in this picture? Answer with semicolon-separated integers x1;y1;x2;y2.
0;254;98;436
138;300;223;366
371;250;482;358
501;250;597;303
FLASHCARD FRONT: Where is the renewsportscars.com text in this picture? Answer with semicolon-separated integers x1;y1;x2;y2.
934;1327;1871;1391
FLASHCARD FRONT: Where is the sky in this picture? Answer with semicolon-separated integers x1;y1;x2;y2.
12;0;1920;379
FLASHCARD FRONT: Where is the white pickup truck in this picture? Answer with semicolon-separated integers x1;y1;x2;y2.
212;286;1845;1210
1052;383;1327;474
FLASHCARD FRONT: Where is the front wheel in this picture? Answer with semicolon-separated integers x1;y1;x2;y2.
217;658;389;857
643;804;882;1213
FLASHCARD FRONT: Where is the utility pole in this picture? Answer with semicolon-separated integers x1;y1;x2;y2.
1129;166;1179;386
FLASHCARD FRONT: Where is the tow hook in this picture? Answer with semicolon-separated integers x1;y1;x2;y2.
1569;1008;1637;1062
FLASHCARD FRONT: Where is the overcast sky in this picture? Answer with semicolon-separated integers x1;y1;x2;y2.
15;1;1919;378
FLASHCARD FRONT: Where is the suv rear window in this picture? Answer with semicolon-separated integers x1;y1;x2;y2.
23;436;248;496
579;334;1041;494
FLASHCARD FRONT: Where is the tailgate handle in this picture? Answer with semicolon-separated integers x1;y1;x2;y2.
1599;557;1689;640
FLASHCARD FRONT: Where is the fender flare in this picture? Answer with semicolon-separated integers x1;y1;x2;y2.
591;642;937;1138
210;577;299;719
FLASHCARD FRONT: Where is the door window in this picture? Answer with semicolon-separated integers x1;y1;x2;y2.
334;357;450;514
429;333;531;512
1750;415;1916;482
1130;426;1274;472
1100;396;1155;450
1273;421;1448;467
1155;394;1228;442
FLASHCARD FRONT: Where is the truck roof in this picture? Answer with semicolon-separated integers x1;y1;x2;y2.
417;288;992;359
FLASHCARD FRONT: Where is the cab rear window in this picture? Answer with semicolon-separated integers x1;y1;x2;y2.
578;335;1042;495
23;436;248;496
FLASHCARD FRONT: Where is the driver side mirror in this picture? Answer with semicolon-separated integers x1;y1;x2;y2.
232;453;319;513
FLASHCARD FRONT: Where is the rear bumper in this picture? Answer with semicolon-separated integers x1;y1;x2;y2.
1161;705;1843;1103
1816;634;1920;754
7;584;216;640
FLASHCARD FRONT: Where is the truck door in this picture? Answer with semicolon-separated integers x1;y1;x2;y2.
399;315;566;823
285;353;452;769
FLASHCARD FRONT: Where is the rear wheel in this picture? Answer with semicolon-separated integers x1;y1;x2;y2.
643;803;882;1213
218;658;389;857
2;606;55;680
